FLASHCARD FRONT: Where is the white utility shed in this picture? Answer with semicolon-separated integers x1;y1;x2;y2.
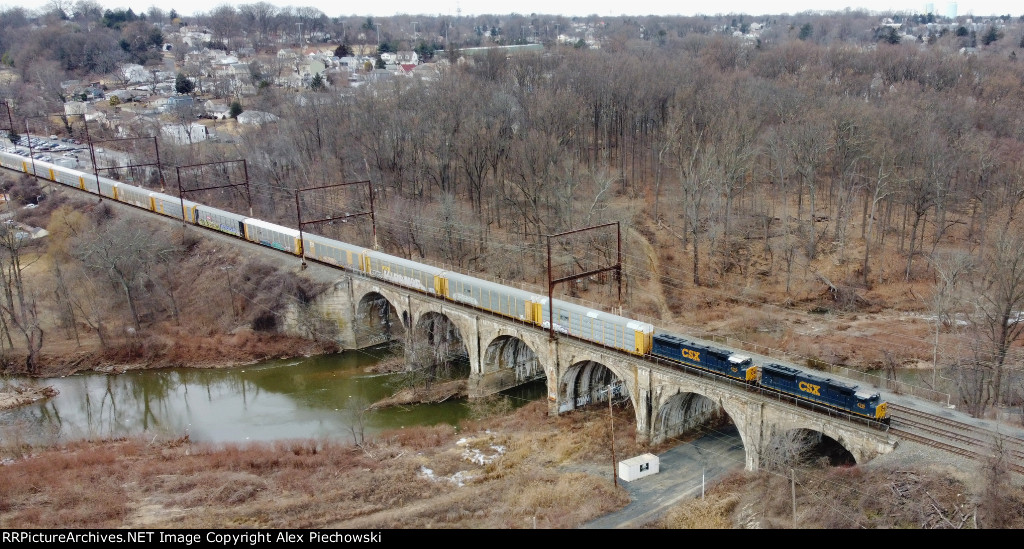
618;453;659;482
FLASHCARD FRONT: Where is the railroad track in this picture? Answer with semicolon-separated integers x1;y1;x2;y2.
888;403;1024;474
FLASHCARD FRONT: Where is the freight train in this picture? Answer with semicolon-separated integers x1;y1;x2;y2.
0;147;890;424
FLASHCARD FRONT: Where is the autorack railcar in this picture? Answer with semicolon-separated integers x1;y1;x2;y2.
442;270;546;323
242;218;301;254
302;232;365;271
116;183;155;210
196;205;247;237
150;191;198;221
545;298;654;356
362;248;448;295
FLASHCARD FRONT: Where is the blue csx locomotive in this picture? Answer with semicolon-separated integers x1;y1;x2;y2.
650;333;888;423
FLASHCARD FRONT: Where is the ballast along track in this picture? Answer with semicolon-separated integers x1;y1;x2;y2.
888;403;1024;474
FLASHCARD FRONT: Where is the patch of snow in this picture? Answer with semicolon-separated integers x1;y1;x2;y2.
461;444;506;465
449;471;472;486
420;465;473;486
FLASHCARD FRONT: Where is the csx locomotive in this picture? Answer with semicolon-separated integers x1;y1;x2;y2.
0;147;889;424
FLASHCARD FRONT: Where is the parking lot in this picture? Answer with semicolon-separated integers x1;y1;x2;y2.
4;135;88;165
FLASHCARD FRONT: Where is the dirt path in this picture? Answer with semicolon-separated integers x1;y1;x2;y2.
627;224;674;323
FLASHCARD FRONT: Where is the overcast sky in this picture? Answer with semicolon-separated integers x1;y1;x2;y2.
0;0;1020;18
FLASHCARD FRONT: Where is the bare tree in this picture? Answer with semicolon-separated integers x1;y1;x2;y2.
167;101;203;145
183;57;212;96
71;217;180;333
237;2;279;49
898;128;949;281
0;224;43;373
788;120;832;261
676;140;722;287
952;352;992;418
111;62;139;90
969;225;1024;408
927;251;974;387
206;4;239;41
29;59;70;112
44;0;74;17
341;394;371;446
976;436;1014;528
71;0;103;22
861;148;896;286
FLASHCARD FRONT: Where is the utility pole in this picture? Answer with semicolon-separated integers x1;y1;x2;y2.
375;23;381;50
791;468;797;527
296;22;303;45
609;389;617;488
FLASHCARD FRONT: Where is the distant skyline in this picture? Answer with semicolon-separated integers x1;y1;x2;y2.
0;0;1021;18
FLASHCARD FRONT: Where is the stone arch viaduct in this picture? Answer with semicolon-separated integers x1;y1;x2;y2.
284;271;896;472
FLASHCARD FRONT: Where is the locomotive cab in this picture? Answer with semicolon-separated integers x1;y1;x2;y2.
728;354;758;382
855;390;888;423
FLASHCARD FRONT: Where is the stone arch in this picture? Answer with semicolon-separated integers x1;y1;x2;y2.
355;292;405;347
410;311;470;379
761;427;857;468
482;335;542;382
560;359;626;412
654;391;731;442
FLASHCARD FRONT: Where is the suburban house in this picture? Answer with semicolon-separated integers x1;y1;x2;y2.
396;51;419;65
236;111;279;125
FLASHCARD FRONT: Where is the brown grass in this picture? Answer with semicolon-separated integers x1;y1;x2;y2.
0;400;637;529
659;493;739;529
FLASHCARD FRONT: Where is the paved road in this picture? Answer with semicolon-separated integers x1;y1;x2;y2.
582;425;746;529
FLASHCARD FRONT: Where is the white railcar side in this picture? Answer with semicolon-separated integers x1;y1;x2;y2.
242;218;301;254
362;248;446;295
442;270;542;323
302;232;365;270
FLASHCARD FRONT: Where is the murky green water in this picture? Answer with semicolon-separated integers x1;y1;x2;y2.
1;345;546;446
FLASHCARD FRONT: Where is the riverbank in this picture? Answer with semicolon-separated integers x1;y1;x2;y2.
0;385;58;411
0;329;341;414
360;349;472;408
368;379;468;409
1;328;341;378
